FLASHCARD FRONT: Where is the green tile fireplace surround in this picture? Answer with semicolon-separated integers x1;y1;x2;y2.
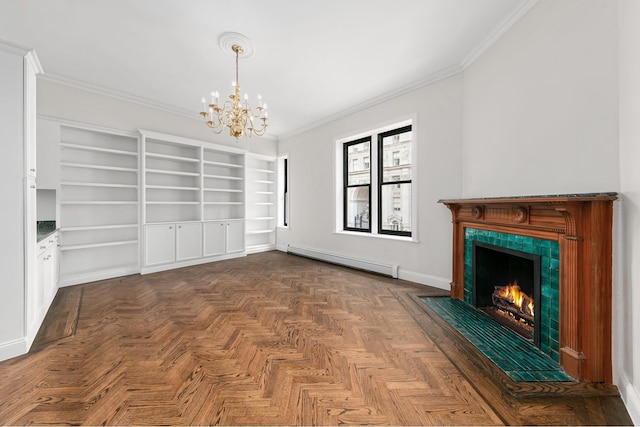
463;228;561;362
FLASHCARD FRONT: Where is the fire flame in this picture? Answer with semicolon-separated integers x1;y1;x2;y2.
497;280;534;317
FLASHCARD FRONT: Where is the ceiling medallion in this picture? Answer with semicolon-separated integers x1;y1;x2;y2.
199;32;267;140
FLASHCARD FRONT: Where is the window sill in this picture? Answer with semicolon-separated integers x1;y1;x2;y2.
334;230;418;243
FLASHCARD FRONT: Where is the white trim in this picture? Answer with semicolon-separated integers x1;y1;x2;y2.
140;252;246;275
0;39;32;56
139;129;247;154
397;270;451;291
245;244;276;254
38;114;140;139
334;116;417;240
58;267;141;288
287;244;398;278
0;338;27;363
25;50;43;75
39;73;280;141
616;370;640;426
281;64;462;140
460;0;539;69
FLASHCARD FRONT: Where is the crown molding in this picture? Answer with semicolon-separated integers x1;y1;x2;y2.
278;63;464;140
39;72;197;119
39;72;278;141
460;0;538;70
280;0;538;140
37;0;537;144
0;38;32;56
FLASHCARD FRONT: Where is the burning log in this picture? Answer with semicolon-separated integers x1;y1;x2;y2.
491;281;534;325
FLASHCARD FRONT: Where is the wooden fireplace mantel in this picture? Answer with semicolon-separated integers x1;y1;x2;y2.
438;193;618;383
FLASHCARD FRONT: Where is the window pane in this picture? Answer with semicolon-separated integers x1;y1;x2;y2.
345;186;369;230
381;130;412;183
347;140;370;185
380;183;411;233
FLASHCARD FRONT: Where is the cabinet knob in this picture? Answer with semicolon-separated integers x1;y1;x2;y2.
30;168;36;172
40;245;46;250
169;226;173;229
30;185;36;189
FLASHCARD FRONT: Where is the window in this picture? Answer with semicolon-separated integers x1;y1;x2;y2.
379;126;412;236
337;120;415;239
277;154;289;228
343;137;371;232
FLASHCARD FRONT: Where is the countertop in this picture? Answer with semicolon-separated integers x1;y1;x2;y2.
37;220;57;243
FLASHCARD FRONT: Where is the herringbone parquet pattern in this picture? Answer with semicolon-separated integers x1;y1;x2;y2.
0;251;630;425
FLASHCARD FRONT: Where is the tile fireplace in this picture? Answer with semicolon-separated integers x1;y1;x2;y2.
439;193;617;383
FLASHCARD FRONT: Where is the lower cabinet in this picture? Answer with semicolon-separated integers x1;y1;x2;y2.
144;220;244;271
144;224;176;266
176;222;202;261
203;220;245;257
32;232;58;337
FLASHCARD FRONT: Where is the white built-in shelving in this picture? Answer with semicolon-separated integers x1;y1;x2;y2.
58;124;140;286
245;153;276;253
140;130;247;273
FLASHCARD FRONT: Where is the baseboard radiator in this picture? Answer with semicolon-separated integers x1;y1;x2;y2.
286;244;399;278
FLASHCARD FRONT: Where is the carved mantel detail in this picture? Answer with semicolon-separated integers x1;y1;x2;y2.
439;193;617;383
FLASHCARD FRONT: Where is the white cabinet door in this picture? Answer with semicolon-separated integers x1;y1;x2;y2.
42;245;55;303
176;222;202;261
226;220;245;254
203;221;226;257
24;55;38;179
145;224;176;266
25;179;38;331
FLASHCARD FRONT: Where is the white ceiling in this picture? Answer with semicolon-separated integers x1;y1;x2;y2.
0;0;535;138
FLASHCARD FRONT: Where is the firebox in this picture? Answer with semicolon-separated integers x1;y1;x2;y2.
472;241;541;347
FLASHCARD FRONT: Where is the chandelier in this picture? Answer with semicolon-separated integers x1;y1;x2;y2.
199;37;268;140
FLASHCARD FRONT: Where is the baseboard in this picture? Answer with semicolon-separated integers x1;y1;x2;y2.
398;270;451;291
141;252;246;275
59;266;141;287
245;244;277;255
287;244;398;278
276;243;288;252
0;338;27;362
617;369;640;426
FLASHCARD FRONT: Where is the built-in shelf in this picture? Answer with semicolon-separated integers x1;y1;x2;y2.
203;174;244;181
59;124;140;286
61;162;138;173
60;181;138;189
60;142;137;156
245;154;276;253
60;239;138;251
60;201;137;205
146;168;200;177
60;224;138;232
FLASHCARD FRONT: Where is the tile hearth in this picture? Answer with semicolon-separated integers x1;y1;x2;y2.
422;296;573;382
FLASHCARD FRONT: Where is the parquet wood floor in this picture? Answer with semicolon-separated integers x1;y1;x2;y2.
0;251;632;425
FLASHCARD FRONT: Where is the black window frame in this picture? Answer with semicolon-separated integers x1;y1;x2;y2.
343;136;371;233
378;125;412;237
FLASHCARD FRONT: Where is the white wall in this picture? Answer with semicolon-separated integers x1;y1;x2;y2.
617;0;640;423
37;79;277;156
462;0;639;421
462;0;619;197
0;48;27;355
277;74;463;287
